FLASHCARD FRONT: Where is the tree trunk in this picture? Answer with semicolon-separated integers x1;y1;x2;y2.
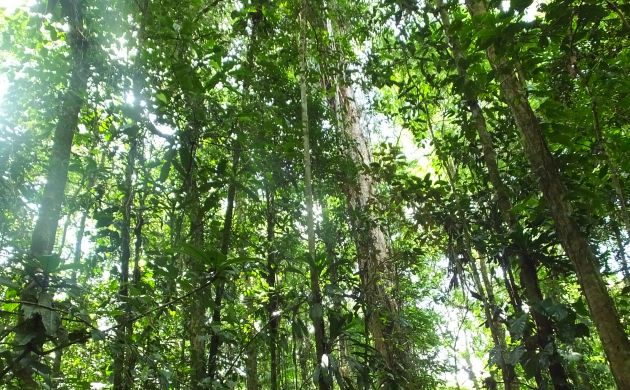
465;0;630;387
435;2;570;387
185;147;206;390
207;145;239;380
113;131;137;390
334;82;412;388
174;50;208;387
319;14;409;384
265;180;279;390
467;238;518;390
29;0;88;258
13;0;89;386
245;289;259;390
300;7;330;389
207;2;262;377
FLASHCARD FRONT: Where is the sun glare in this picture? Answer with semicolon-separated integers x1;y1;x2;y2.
0;0;34;14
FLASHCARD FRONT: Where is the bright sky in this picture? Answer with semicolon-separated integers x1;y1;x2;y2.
0;0;33;105
0;0;33;14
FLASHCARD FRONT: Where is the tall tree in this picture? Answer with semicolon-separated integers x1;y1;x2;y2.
299;4;329;388
464;0;630;386
434;0;570;387
12;0;89;386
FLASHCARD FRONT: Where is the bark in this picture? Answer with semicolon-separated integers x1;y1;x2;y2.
465;0;630;387
435;2;570;387
13;0;89;386
300;7;329;389
29;0;88;257
175;53;208;389
334;82;412;388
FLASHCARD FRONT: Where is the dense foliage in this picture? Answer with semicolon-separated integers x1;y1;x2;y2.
0;0;629;388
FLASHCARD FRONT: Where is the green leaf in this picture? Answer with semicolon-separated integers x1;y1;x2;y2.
573;298;588;317
22;302;38;320
156;92;168;104
509;312;528;339
574;323;590;338
14;329;37;346
94;211;115;228
507;345;526;366
159;160;172;182
91;329;106;341
36;292;60;336
0;275;19;289
309;303;324;321
181;243;224;268
521;349;540;379
39;254;61;273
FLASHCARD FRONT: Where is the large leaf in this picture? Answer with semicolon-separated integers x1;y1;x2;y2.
36;292;60;336
507;345;526;366
0;275;19;289
509;312;529;339
181;243;225;269
39;254;61;273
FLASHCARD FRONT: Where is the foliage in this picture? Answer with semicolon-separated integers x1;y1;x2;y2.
0;0;628;389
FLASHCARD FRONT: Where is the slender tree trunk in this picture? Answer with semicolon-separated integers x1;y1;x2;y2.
266;180;279;390
113;132;137;390
57;215;71;254
245;290;259;390
465;1;630;387
577;68;630;239
468;232;518;390
71;136;110;284
13;1;89;386
207;2;262;376
174;51;208;387
466;247;517;390
186;153;206;390
71;211;87;284
299;7;329;389
612;223;630;282
426;89;520;388
207;145;240;380
436;2;571;387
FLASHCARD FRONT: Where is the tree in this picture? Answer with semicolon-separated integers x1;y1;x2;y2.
1;0;628;388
